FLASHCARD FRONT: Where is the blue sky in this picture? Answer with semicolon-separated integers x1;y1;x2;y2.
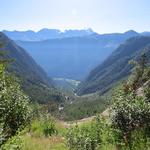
0;0;150;33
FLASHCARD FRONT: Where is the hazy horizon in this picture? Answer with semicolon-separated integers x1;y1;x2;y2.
1;28;150;35
0;0;150;34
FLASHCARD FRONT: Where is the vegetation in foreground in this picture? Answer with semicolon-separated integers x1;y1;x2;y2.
66;54;150;150
0;52;31;147
0;51;150;150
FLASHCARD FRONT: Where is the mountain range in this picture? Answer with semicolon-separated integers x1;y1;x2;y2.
3;28;94;41
2;29;150;96
15;30;140;80
77;36;150;95
3;28;150;42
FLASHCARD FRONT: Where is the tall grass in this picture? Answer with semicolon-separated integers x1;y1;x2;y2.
22;135;68;150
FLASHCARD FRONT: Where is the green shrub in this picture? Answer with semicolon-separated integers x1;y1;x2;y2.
0;63;31;146
1;132;23;150
30;115;58;137
66;116;117;150
110;54;150;149
112;88;150;149
43;116;57;137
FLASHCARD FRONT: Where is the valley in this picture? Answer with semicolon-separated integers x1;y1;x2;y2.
0;29;150;150
1;0;150;149
15;30;139;80
53;77;80;94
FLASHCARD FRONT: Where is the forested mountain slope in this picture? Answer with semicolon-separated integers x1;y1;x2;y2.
0;32;64;103
77;36;150;95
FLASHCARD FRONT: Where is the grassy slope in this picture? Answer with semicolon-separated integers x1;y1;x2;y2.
21;112;114;150
21;103;112;150
23;136;68;150
21;118;68;150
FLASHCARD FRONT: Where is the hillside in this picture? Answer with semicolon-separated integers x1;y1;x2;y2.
77;36;150;95
0;32;64;103
15;30;139;80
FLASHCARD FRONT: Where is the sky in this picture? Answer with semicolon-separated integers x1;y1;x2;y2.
0;0;150;33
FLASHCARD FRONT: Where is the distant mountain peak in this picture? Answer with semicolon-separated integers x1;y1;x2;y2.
63;28;94;33
3;28;95;41
124;30;138;35
38;28;61;33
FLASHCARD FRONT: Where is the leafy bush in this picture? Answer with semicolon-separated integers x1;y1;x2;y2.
0;62;31;146
1;133;23;150
31;115;58;137
66;116;118;150
112;88;150;149
111;54;150;149
42;116;58;137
